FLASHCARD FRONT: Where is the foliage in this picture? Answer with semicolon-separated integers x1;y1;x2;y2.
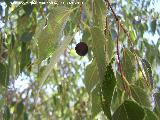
0;0;160;119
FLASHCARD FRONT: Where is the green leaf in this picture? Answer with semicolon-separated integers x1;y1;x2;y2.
116;71;124;89
20;32;33;42
20;42;31;72
35;6;72;61
141;59;153;89
17;14;31;35
112;100;145;120
82;28;92;60
3;105;10;120
16;101;24;119
91;84;101;118
23;3;34;15
36;36;73;102
101;61;116;119
23;112;28;120
144;108;158;120
92;0;106;28
130;85;151;108
111;88;124;113
105;31;115;63
10;0;28;16
11;33;15;49
84;60;99;93
58;84;63;94
0;63;8;87
122;48;136;83
64;21;74;35
91;27;106;81
143;40;155;64
129;26;136;42
153;92;160;117
151;19;156;35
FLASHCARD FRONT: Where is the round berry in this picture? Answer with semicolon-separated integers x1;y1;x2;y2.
75;42;88;56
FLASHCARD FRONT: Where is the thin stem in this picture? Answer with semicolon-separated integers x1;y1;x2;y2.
105;0;150;92
105;0;133;47
105;0;135;96
116;21;127;92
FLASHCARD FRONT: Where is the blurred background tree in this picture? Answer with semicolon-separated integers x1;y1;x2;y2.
0;0;160;119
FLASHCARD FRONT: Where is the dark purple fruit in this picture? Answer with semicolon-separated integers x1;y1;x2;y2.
75;42;88;56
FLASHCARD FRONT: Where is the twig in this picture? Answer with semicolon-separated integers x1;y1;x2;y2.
116;20;128;92
105;1;135;96
105;0;128;92
105;0;150;89
105;0;133;47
